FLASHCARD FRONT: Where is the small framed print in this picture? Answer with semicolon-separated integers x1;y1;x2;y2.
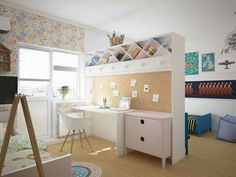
130;79;136;87
110;82;116;89
131;90;138;98
144;84;150;92
112;90;119;97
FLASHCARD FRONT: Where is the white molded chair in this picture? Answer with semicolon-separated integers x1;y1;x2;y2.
59;111;93;153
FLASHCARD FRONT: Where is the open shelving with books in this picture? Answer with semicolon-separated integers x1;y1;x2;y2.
85;33;181;76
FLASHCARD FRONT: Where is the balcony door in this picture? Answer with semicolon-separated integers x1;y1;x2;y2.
18;48;51;137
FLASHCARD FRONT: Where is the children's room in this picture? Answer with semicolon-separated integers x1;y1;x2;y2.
0;0;236;177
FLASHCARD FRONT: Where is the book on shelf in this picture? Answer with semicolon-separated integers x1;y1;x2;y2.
132;48;141;59
89;54;100;66
99;57;109;64
146;45;157;57
116;53;124;61
123;56;132;61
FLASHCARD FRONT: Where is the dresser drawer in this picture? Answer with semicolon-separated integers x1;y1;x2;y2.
125;132;163;157
125;115;162;138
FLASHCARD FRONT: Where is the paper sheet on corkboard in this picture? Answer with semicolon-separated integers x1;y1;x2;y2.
92;72;172;112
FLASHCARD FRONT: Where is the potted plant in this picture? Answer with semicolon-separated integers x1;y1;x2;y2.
58;86;69;100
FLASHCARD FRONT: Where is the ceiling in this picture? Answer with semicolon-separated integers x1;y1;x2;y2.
1;0;236;40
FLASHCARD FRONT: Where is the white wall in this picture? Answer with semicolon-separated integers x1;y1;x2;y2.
185;31;236;132
84;30;109;52
84;29;134;52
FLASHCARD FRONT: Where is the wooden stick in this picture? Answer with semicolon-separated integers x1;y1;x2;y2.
20;96;45;177
0;95;19;175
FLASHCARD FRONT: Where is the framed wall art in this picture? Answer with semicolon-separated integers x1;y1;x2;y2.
185;80;236;99
185;52;199;75
202;53;215;72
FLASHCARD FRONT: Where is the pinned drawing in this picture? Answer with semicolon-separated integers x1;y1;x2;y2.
130;79;136;87
131;90;138;98
144;84;150;92
110;82;116;89
112;90;119;97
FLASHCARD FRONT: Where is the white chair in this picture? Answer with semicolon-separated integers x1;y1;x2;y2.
59;111;93;153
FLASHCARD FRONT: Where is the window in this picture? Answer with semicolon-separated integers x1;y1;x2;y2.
19;48;50;97
18;47;80;99
52;51;79;98
19;48;50;80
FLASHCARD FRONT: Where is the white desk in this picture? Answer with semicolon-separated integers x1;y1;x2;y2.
73;105;134;157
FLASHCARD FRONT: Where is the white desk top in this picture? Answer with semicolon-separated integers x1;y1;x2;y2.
73;105;134;114
125;110;172;120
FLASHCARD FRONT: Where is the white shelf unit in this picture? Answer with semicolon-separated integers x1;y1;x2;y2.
85;33;176;76
84;32;185;165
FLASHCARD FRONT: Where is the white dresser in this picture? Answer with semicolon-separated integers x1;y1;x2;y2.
125;111;172;168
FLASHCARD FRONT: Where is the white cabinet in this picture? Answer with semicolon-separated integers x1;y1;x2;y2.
125;111;172;168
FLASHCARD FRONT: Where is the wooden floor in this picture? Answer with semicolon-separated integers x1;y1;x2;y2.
48;132;236;177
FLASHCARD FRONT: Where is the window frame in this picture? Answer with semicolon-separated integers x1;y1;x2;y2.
17;43;83;100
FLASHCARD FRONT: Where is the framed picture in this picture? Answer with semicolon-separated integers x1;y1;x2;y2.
202;53;215;72
185;52;199;75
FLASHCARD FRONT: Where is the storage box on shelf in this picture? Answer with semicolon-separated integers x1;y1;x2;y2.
85;33;175;76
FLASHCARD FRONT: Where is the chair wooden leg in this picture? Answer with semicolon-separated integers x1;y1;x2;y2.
71;130;75;153
83;129;93;152
79;130;83;148
60;130;70;152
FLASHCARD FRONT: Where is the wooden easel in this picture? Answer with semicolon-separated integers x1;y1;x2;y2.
0;95;45;177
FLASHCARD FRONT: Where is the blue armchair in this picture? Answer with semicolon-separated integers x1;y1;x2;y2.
188;113;212;136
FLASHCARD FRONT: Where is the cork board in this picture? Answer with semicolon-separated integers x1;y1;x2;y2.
92;72;172;112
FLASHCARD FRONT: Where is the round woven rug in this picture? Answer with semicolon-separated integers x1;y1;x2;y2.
71;162;102;177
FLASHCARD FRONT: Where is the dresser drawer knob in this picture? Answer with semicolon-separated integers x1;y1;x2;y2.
140;119;145;124
140;136;145;142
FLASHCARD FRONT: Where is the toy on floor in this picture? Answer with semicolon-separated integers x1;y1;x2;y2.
217;115;236;142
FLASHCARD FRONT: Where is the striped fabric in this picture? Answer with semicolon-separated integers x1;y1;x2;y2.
188;115;196;132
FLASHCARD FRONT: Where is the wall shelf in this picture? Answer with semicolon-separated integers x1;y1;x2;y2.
85;55;172;76
85;33;174;76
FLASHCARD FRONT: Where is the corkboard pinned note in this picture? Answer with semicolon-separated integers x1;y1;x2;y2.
92;72;172;112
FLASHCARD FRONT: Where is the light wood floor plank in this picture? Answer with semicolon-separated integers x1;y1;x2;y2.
48;132;236;177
